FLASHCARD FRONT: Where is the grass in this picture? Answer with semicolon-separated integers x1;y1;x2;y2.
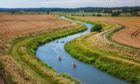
64;16;140;84
9;20;87;84
0;61;15;84
68;16;140;60
65;32;140;84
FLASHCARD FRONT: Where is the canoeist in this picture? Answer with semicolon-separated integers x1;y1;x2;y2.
57;56;61;61
56;40;59;43
72;63;76;69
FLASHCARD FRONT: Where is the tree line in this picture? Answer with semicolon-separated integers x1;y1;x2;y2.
0;7;139;16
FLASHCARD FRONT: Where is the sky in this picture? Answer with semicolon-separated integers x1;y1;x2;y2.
0;0;140;8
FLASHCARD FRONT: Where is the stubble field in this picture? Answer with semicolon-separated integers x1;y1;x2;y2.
0;14;73;37
77;16;140;48
0;14;81;84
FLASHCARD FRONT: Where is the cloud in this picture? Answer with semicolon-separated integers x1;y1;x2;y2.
0;0;139;8
40;0;140;8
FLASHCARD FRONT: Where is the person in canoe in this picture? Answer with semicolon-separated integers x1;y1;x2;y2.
72;62;77;69
57;56;61;61
56;40;59;43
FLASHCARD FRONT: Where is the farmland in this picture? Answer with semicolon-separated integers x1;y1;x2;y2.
0;13;140;84
65;16;140;84
0;14;87;84
0;14;74;37
75;16;140;48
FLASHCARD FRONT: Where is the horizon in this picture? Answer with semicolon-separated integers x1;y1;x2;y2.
0;0;140;8
0;6;140;9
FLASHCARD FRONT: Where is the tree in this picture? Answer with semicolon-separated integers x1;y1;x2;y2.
111;11;120;16
97;14;102;17
91;24;102;32
131;12;139;16
92;14;95;16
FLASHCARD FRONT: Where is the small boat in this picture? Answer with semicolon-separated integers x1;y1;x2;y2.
56;40;59;43
60;41;65;43
57;56;61;61
72;63;76;69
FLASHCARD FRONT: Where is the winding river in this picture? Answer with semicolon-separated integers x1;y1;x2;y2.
36;17;129;84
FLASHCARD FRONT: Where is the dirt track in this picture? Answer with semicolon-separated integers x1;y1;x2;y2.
78;16;140;48
0;14;73;37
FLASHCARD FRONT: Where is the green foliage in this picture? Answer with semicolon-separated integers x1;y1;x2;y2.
95;56;140;84
97;14;102;17
65;27;140;84
91;24;102;32
10;21;86;84
64;34;99;64
111;11;121;16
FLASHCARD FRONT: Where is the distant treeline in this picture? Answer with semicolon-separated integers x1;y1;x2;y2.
0;7;139;16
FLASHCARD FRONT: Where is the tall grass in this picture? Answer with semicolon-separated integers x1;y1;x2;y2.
64;16;140;84
64;30;140;84
0;62;15;84
65;32;140;84
10;22;86;84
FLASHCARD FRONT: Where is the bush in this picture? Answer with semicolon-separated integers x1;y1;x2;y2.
92;14;95;16
97;14;102;17
111;12;120;16
91;24;102;32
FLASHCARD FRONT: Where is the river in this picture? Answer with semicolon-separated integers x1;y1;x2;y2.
36;16;128;84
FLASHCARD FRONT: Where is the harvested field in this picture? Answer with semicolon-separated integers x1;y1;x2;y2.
76;16;140;49
0;14;73;37
0;14;79;84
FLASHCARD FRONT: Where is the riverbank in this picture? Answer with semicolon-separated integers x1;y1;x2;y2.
9;19;87;83
64;16;140;84
0;14;80;83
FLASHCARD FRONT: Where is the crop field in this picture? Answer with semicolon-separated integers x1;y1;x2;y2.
0;14;74;37
0;13;140;84
0;14;86;84
74;16;140;48
65;16;140;84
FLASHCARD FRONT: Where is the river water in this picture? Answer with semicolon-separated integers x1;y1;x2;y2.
36;17;128;84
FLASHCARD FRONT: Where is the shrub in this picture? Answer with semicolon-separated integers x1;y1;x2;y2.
91;24;102;32
97;14;102;17
92;14;95;16
111;12;120;16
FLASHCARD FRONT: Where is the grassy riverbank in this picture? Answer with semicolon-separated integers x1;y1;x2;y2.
64;17;140;84
9;21;87;84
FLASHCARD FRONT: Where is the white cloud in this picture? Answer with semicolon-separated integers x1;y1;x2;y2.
0;0;139;8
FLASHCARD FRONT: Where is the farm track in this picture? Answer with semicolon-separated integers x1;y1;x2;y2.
131;26;140;41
